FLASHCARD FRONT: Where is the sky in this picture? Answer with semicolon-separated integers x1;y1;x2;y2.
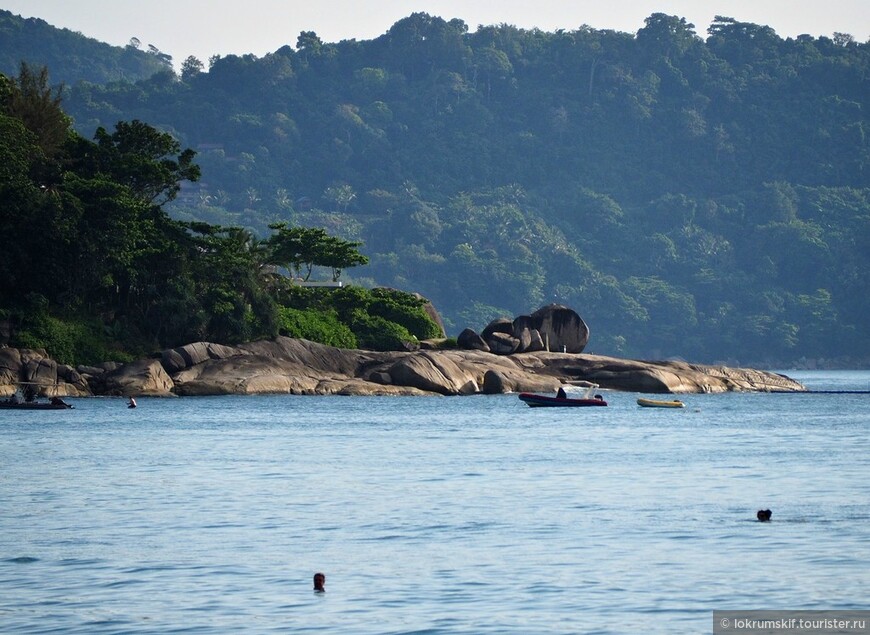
3;0;868;70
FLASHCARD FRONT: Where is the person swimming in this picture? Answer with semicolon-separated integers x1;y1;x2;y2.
128;397;137;408
313;572;325;592
757;509;772;522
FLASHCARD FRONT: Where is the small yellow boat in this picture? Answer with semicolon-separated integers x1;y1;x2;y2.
637;397;685;408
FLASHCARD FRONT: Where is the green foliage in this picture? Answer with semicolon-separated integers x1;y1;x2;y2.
6;11;870;363
270;286;442;350
180;56;204;82
367;288;443;339
349;309;417;351
0;65;440;362
0;112;39;185
87;120;201;205
1;63;70;157
12;311;135;366
0;10;167;85
265;223;369;281
321;286;441;342
277;307;357;348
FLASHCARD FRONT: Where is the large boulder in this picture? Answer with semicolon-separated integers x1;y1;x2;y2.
76;362;121;394
487;332;520;355
510;315;546;353
57;364;90;394
482;369;508;393
172;355;317;395
427;349;557;394
480;318;523;354
78;361;123;375
388;352;478;395
475;306;589;355
413;292;447;338
457;328;490;352
511;315;535;353
100;359;175;396
0;347;21;387
481;368;560;394
530;304;590;353
526;329;545;352
161;341;248;374
513;328;533;353
481;318;513;340
239;337;376;376
20;350;57;386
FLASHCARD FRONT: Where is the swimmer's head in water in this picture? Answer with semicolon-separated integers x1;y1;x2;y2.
313;572;326;591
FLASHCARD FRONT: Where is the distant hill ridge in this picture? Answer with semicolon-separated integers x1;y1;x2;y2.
0;9;168;85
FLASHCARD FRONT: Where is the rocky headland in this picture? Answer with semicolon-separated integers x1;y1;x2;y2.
0;304;807;398
0;339;806;399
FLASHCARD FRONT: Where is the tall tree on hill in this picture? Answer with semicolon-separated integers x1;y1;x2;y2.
265;223;369;282
0;63;69;158
75;120;201;206
181;56;204;82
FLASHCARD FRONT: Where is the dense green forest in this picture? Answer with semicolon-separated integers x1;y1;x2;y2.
3;12;870;366
0;9;168;85
0;65;442;365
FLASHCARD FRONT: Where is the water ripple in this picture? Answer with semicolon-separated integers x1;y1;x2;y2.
1;383;868;634
5;556;40;564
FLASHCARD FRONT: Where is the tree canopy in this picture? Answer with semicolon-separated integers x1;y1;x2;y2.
0;9;169;85
0;65;428;364
5;11;870;365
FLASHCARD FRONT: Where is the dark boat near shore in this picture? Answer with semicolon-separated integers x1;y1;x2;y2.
518;384;608;407
0;399;73;410
1;384;73;410
518;393;608;407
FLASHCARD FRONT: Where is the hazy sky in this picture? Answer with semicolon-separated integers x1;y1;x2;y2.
4;0;868;69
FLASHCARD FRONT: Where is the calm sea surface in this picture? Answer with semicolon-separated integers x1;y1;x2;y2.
1;371;868;634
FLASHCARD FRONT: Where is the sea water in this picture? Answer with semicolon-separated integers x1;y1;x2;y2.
1;371;868;634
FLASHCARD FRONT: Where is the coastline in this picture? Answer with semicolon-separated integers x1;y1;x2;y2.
1;337;807;399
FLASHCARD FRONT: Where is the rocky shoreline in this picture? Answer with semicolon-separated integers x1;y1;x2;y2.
0;336;806;399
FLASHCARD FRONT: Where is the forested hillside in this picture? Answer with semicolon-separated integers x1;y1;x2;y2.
11;12;870;365
0;66;441;365
0;9;168;85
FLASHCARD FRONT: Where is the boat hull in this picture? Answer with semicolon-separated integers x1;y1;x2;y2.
636;398;685;408
518;393;607;407
0;402;73;410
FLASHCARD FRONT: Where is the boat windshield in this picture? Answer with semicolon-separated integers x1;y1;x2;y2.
583;384;599;399
564;383;600;399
